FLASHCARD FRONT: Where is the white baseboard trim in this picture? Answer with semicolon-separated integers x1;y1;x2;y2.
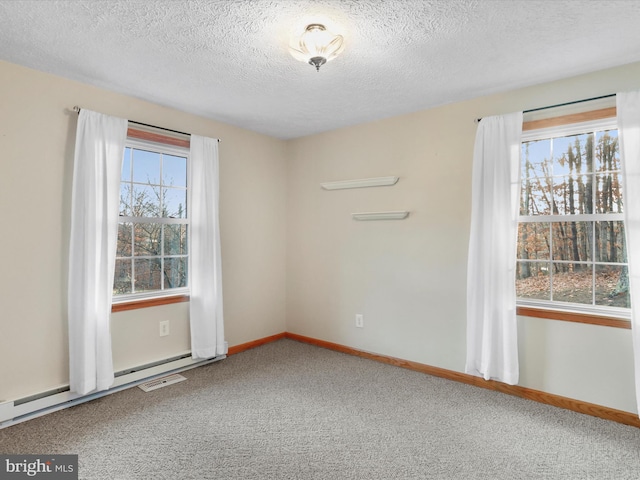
0;353;226;429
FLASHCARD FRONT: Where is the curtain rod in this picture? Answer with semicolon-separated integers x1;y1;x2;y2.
72;106;220;142
474;93;616;123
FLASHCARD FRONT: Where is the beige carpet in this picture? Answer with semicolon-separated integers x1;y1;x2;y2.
1;339;640;479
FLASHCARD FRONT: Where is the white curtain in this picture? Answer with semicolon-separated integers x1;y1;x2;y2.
68;109;127;395
189;135;225;359
616;91;640;415
465;112;523;385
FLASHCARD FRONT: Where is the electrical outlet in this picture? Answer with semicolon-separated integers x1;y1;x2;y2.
355;314;364;328
159;320;170;337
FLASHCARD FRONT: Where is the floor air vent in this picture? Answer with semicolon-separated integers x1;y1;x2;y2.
138;374;187;392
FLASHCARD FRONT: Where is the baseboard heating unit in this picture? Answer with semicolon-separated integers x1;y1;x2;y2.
0;346;227;429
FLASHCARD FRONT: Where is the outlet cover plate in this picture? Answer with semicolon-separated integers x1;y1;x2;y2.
159;320;170;337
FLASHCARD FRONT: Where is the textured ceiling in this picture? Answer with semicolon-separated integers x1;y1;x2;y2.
1;0;640;139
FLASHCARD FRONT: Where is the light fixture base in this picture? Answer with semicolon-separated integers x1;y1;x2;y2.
308;56;326;72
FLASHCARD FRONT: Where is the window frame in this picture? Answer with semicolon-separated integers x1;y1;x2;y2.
112;133;190;307
517;115;631;324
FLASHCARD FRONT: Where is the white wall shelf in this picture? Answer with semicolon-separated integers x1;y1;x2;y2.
352;211;409;221
320;176;399;190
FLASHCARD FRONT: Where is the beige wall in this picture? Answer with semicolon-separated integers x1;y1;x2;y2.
0;60;287;401
286;61;640;414
2;56;639;415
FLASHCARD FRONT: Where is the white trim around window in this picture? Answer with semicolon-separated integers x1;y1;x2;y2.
517;114;629;319
113;136;191;303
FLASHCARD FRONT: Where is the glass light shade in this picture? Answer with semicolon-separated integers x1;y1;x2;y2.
289;24;344;71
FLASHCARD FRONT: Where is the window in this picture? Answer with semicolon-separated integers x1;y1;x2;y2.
113;137;189;300
516;118;629;317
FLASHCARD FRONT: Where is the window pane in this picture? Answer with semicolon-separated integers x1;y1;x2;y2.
551;263;592;305
133;149;161;185
516;261;550;300
164;257;188;289
163;154;187;187
119;183;131;216
551;222;591;262
521;140;552;216
520;178;551;216
117;222;132;257
165;224;188;255
582;174;595;214
552;174;590;215
552;133;590;176
517;222;550;260
595;221;626;263
595;265;630;308
595;172;623;213
522;139;551;177
163;187;187;218
595;130;620;172
122;148;132;181
134;258;162;292
133;223;162;256
114;259;132;295
131;184;161;217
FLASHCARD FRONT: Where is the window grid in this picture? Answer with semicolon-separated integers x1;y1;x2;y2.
114;140;189;300
517;122;629;313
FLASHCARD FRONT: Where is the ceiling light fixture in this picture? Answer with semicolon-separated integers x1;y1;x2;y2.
289;24;344;72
